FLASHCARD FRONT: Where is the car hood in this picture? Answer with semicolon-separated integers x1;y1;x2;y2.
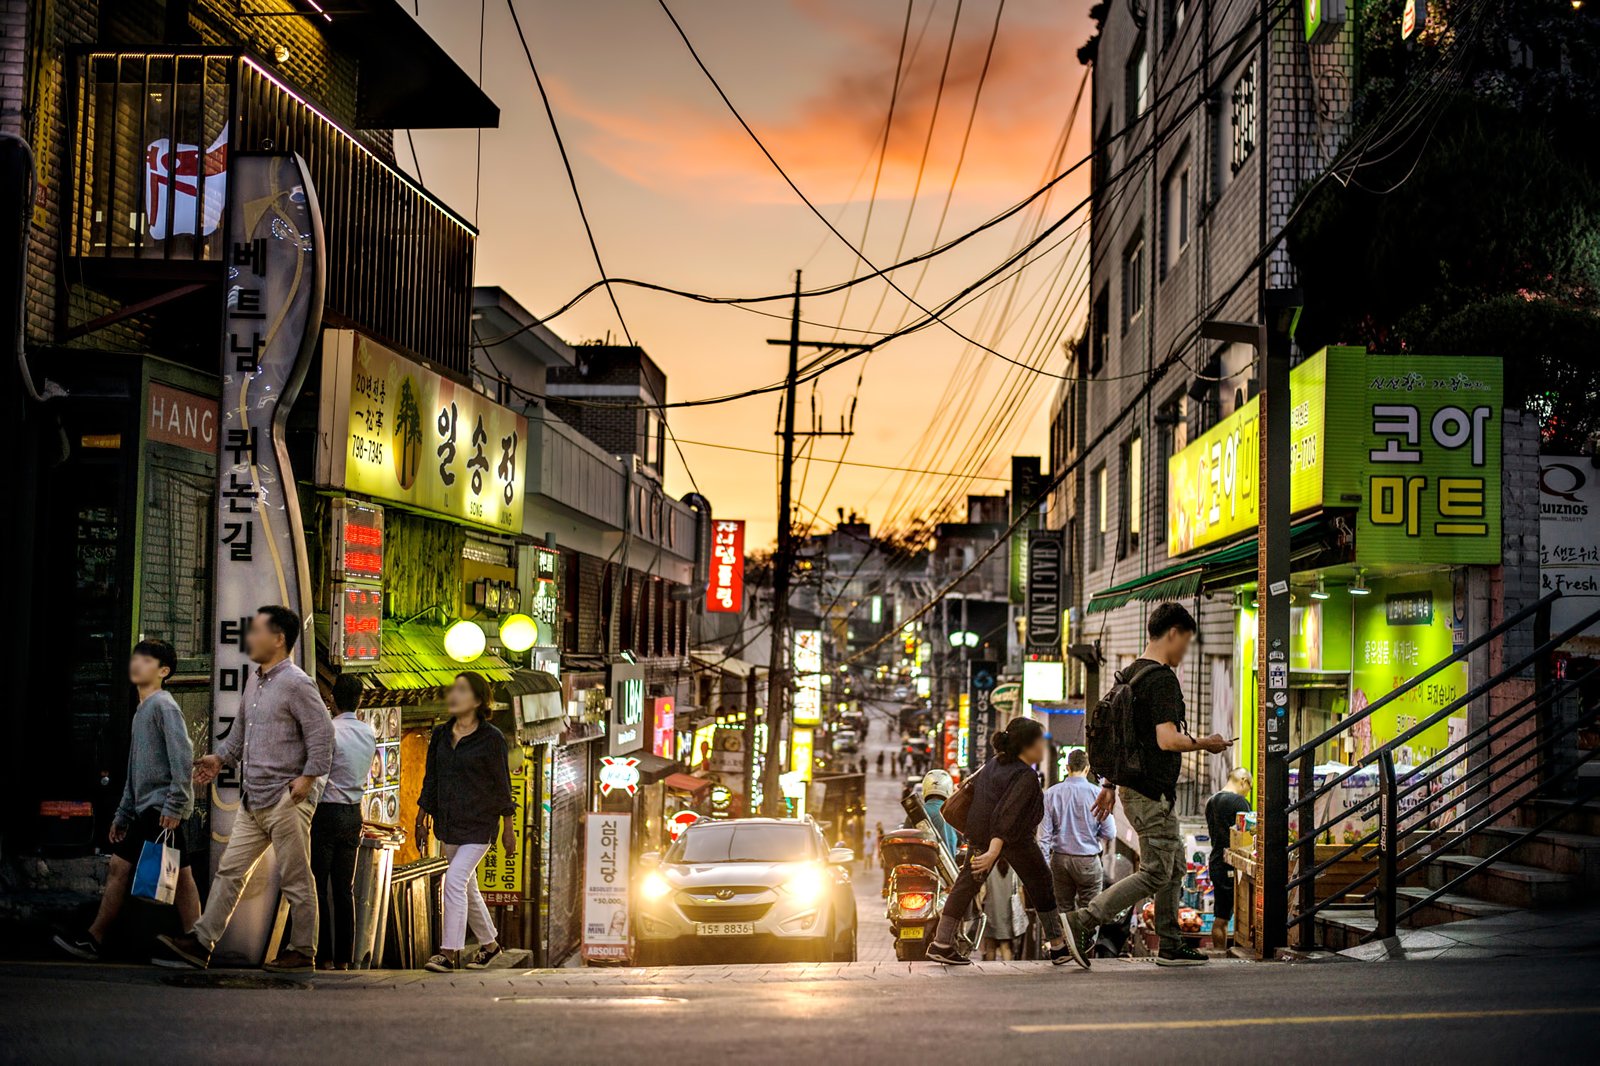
659;861;811;888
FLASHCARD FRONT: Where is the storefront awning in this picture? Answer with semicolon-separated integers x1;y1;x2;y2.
690;650;757;678
630;751;687;786
364;622;518;695
664;773;711;795
1086;518;1341;614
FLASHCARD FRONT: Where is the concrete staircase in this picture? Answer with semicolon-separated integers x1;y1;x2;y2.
1314;797;1600;951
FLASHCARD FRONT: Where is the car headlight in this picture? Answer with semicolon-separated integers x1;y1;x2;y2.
641;871;673;901
781;865;828;904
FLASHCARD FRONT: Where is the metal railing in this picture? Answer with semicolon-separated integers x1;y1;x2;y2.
1282;590;1600;946
68;48;476;375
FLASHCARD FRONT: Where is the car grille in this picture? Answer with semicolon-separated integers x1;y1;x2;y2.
680;903;772;923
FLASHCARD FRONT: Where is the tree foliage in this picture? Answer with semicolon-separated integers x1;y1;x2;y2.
1288;0;1600;451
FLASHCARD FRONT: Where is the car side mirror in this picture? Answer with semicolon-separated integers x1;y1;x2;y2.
639;851;661;868
828;847;854;865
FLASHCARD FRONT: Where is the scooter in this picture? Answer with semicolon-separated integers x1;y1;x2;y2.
884;792;985;961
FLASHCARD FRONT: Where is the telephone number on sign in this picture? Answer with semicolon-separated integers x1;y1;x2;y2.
350;434;384;464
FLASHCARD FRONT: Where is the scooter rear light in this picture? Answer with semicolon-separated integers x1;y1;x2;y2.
898;892;932;913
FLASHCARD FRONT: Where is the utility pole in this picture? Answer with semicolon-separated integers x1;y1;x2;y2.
761;270;870;815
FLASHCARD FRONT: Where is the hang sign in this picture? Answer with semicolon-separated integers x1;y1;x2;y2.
599;756;642;797
705;519;746;613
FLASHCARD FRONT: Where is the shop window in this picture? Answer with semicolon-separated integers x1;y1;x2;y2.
1119;434;1142;559
1156;394;1187;539
1090;463;1107;571
1230;60;1258;177
1091;287;1110;375
1162;0;1187;49
1161;145;1191;279
141;452;215;673
1124;36;1149;126
1122;227;1145;332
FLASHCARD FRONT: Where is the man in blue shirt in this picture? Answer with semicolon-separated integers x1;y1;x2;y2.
1041;749;1115;921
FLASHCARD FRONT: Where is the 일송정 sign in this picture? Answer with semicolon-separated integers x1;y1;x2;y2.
318;330;528;532
582;813;632;961
208;153;324;962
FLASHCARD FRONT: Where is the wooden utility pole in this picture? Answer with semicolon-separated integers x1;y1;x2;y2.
760;270;869;815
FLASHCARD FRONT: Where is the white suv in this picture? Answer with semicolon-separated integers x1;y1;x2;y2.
635;818;857;965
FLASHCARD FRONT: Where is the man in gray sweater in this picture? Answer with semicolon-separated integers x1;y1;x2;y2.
54;639;198;961
156;605;333;973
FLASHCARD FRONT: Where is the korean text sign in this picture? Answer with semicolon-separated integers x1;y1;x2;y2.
792;629;823;726
318;330;528;532
582;813;632;961
479;754;530;905
208;154;323;959
1324;351;1502;565
1167;351;1327;556
706;519;746;613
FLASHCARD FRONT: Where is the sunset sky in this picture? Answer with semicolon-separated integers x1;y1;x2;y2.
408;0;1097;547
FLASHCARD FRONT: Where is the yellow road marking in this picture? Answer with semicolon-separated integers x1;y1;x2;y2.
1012;1005;1600;1034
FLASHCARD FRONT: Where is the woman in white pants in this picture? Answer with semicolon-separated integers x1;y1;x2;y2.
416;672;517;973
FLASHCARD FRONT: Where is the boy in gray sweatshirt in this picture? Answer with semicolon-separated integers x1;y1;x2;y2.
54;639;200;960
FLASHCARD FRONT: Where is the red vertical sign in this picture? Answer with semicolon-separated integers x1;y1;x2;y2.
705;519;746;613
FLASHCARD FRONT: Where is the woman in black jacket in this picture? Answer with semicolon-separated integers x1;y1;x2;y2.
926;717;1071;966
416;672;517;973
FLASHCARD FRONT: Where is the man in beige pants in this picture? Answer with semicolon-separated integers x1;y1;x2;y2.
155;605;333;973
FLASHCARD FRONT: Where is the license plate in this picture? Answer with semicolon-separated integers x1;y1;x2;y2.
899;926;925;940
696;922;755;937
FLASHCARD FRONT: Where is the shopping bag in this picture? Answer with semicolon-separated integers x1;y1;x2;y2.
131;828;179;905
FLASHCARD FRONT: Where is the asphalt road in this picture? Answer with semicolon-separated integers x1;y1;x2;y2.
3;953;1595;1065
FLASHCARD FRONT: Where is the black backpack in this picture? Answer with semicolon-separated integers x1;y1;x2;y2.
1085;660;1164;788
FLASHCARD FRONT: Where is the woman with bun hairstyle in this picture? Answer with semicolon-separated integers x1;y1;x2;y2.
926;717;1073;966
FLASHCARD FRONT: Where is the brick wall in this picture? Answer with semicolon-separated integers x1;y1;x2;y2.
23;0;397;349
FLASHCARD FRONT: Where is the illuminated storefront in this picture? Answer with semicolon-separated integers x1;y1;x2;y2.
1090;347;1504;797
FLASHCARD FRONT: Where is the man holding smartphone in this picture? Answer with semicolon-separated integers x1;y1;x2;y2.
1059;602;1231;969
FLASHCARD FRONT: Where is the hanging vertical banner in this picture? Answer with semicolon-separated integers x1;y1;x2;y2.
1025;528;1066;659
706;519;746;613
582;812;633;962
965;660;999;772
480;755;530;905
1009;457;1042;603
207;153;324;963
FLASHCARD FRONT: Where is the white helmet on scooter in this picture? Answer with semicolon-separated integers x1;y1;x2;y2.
921;769;953;802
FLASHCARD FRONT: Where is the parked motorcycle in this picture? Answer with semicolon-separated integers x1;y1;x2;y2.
883;792;985;961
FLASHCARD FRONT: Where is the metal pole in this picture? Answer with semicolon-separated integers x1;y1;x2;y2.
762;270;801;815
1295;748;1318;947
1259;295;1295;956
1376;749;1399;940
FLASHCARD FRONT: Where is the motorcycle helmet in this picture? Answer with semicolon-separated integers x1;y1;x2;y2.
921;769;953;802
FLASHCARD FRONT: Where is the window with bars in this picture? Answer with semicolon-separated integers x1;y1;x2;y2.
1230;61;1258;176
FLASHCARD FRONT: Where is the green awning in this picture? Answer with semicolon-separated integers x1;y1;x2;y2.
1086;518;1336;614
366;621;517;692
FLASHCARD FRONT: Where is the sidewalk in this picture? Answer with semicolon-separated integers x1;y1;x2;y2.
1335;907;1600;963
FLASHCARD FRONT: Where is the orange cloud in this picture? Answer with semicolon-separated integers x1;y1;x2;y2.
553;6;1087;206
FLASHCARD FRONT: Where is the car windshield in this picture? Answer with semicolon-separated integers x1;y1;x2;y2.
670;824;815;864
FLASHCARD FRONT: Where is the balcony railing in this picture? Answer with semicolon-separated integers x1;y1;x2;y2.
69;49;476;374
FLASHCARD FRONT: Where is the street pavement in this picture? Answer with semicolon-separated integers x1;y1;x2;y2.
3;952;1596;1063
850;703;911;964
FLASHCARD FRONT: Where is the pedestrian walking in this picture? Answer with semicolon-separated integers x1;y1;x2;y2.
875;821;890;894
1041;749;1116;923
925;718;1072;966
417;672;517;973
55;640;200;961
311;674;377;971
1058;603;1230;970
1205;766;1253;950
979;862;1022;961
876;751;885;774
156;606;333;973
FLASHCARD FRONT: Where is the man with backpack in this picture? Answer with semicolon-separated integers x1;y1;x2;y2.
1060;602;1230;969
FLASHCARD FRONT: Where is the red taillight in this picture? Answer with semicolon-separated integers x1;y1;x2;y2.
898;892;931;912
